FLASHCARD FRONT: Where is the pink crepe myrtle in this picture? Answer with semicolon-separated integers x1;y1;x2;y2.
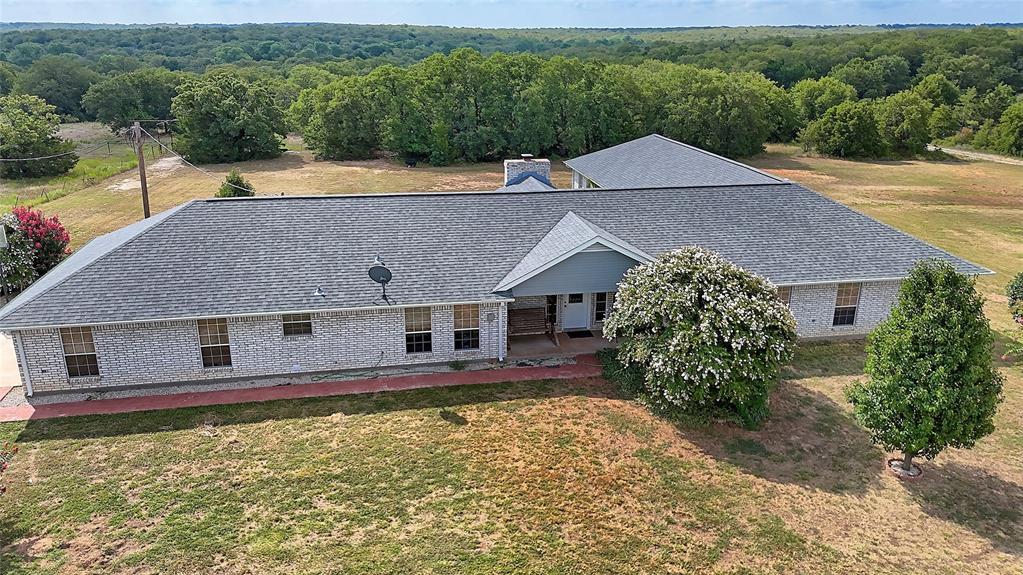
10;206;71;277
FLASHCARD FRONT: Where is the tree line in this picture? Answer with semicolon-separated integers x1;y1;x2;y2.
1;28;1021;178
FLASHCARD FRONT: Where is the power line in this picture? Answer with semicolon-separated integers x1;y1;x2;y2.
0;139;124;162
138;126;258;195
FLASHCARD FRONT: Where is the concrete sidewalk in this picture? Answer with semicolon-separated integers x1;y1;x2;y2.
0;354;604;423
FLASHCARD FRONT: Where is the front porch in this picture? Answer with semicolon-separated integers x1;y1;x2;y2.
505;291;616;360
507;332;615;360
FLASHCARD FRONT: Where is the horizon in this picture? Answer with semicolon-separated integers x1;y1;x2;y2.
2;1;1021;29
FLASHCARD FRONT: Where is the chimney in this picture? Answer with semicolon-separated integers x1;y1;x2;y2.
503;153;552;186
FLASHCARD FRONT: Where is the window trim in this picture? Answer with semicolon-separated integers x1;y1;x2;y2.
832;283;861;327
282;313;314;337
404;307;433;354
777;285;793;307
197;318;233;369
453;304;480;351
60;326;99;379
593;292;608;323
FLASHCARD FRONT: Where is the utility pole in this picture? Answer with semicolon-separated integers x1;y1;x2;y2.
132;121;151;218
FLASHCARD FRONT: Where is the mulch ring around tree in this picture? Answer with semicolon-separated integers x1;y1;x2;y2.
887;458;923;480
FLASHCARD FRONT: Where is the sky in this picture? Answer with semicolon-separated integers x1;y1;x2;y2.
1;0;1020;28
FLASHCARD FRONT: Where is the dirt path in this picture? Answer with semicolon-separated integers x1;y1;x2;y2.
928;144;1023;166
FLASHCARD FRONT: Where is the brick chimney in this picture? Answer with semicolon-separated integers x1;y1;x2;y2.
503;154;552;186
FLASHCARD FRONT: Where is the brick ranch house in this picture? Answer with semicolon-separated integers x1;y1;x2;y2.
0;134;989;397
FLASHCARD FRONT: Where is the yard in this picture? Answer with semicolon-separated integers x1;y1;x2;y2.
0;140;1020;573
0;342;1020;574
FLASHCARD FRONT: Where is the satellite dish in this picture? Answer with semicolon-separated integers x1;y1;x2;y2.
368;256;392;285
368;256;394;305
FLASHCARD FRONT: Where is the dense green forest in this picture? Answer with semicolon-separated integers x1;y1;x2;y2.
0;23;1021;176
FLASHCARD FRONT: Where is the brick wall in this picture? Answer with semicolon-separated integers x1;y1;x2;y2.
16;302;505;394
11;281;899;394
787;280;901;338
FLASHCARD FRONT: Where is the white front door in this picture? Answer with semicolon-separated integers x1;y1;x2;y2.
562;293;590;330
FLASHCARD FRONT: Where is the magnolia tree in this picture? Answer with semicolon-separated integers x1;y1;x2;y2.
603;247;797;428
847;260;1003;476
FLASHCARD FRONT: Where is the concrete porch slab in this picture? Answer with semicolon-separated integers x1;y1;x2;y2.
507;333;615;359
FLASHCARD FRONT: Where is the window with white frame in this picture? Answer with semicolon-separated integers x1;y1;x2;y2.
405;307;432;354
197;318;232;368
60;326;99;377
832;283;861;326
282;313;313;336
777;286;792;307
453;304;480;350
594;293;608;322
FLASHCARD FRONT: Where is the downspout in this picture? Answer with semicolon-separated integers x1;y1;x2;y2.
498;301;507;363
12;332;32;397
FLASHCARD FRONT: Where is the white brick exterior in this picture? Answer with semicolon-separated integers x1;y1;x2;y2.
786;280;901;338
9;281;899;395
13;302;506;394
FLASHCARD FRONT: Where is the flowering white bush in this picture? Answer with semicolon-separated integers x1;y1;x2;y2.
603;247;796;427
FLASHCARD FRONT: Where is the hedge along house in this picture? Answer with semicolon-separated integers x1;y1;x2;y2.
0;137;990;397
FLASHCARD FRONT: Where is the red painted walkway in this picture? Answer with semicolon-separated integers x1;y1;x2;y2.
0;355;603;423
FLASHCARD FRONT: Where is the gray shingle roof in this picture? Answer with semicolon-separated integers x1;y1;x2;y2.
0;183;989;329
495;174;555;192
564;134;783;188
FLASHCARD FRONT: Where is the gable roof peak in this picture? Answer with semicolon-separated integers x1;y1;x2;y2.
493;210;651;292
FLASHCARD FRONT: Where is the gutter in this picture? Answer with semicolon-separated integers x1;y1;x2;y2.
0;297;517;332
13;332;32;397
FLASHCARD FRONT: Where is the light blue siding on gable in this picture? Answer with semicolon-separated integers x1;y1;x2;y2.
510;250;640;297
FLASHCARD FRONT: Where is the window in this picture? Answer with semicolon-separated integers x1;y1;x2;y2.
60;327;99;377
777;286;792;307
282;313;313;336
594;293;608;322
453;304;480;350
405;307;432;354
833;283;861;326
568;293;584;304
545;295;558;325
197;318;232;368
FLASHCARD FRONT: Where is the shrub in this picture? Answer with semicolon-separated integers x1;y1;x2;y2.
603;247;797;428
11;205;71;276
847;260;1003;472
1007;271;1023;323
216;169;255;198
0;213;37;297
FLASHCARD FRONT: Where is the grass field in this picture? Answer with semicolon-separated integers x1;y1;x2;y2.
0;342;1020;574
1;140;1020;573
0;123;167;209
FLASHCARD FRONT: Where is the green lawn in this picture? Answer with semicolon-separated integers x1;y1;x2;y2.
1;341;1020;574
1;144;1020;573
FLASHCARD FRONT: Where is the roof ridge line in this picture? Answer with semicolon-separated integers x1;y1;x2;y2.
0;200;199;325
648;134;786;183
202;181;799;203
